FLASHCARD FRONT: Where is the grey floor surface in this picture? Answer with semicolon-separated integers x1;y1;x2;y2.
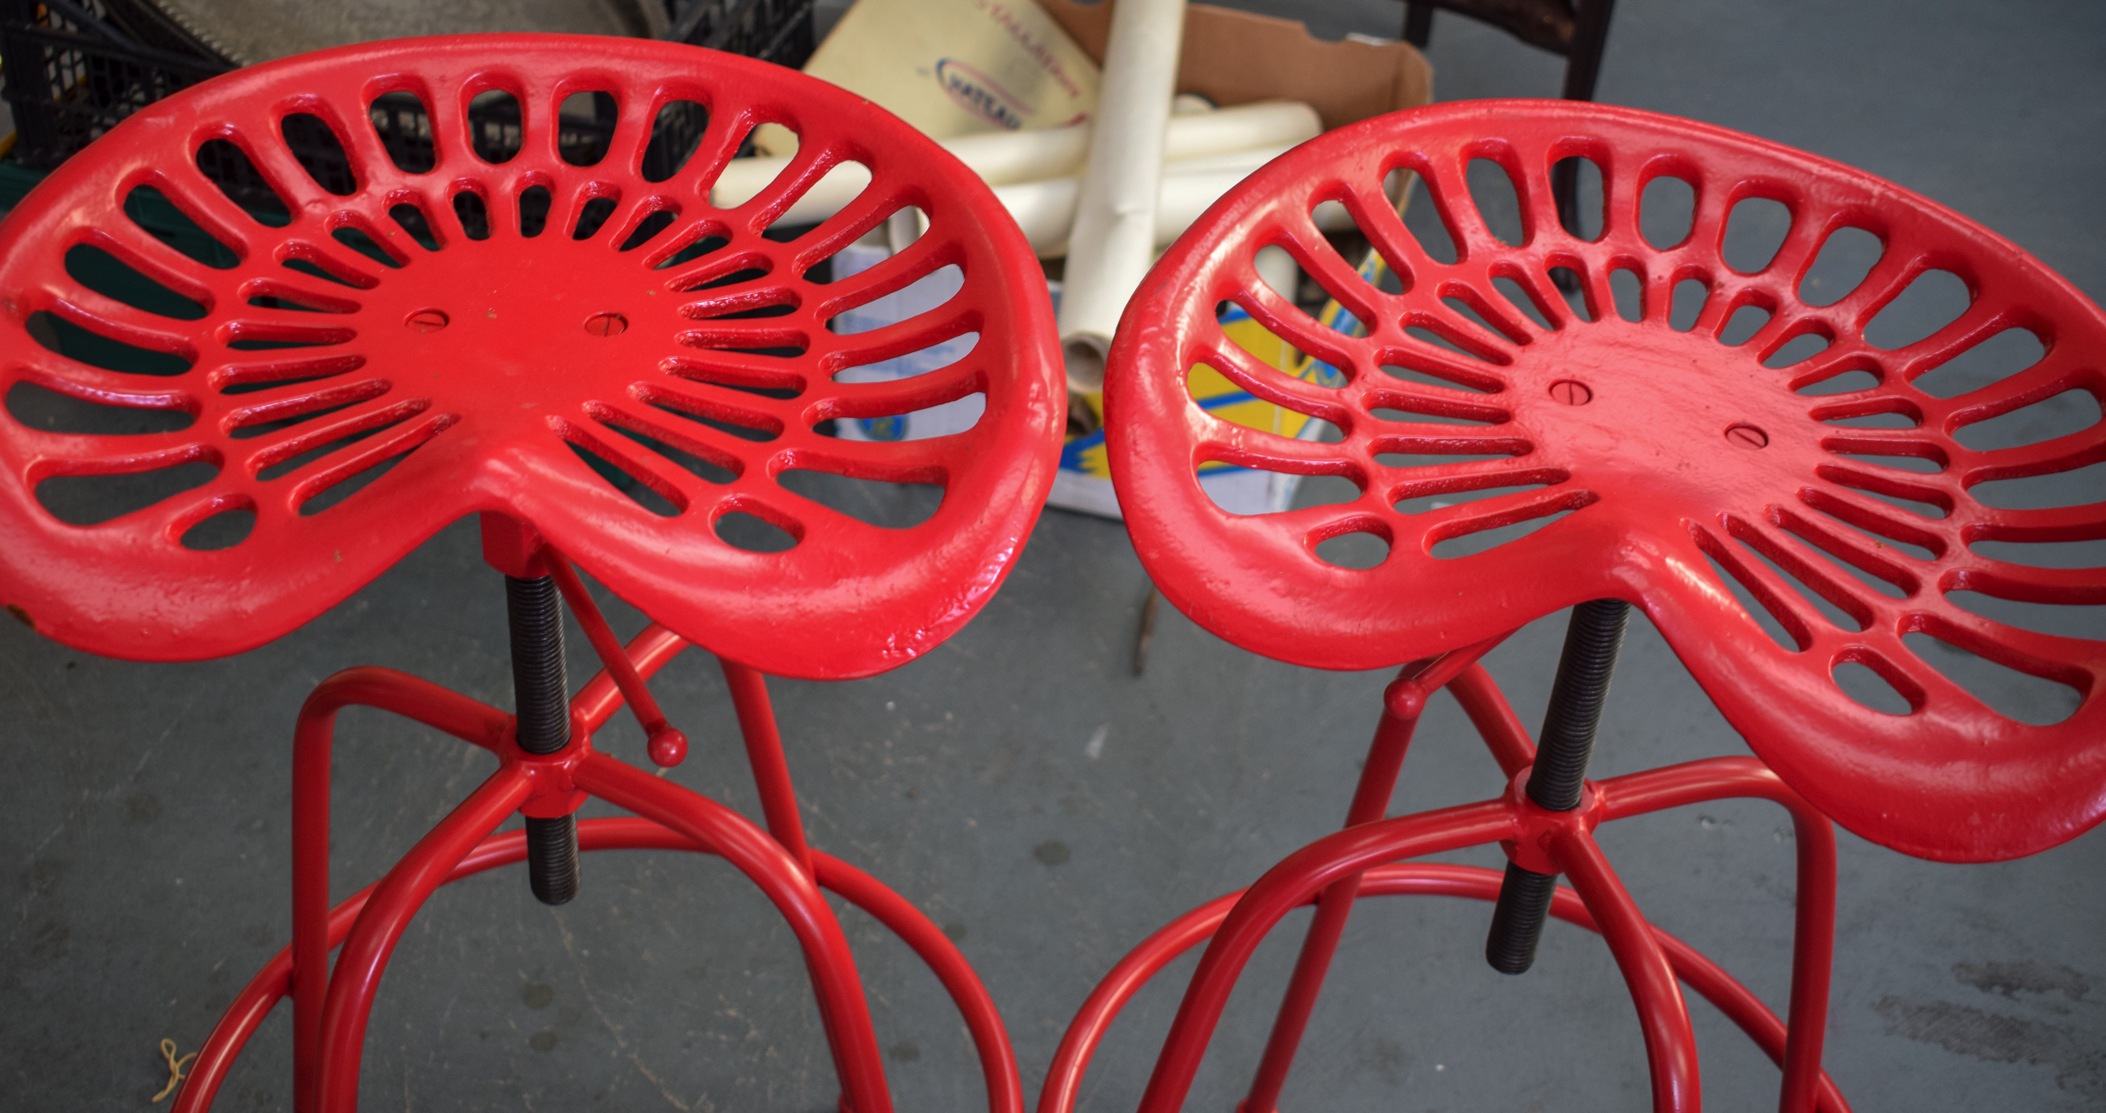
3;0;2104;1110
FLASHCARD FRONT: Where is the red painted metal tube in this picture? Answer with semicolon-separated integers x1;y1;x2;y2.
820;855;1025;1113
1134;799;1520;1113
719;660;815;871
576;753;893;1113
1450;661;1538;778
1554;829;1701;1111
180;818;1023;1113
316;768;534;1111
574;624;688;732
542;550;687;765
1038;863;1850;1113
289;669;511;1110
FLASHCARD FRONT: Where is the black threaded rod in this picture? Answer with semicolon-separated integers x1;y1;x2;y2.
507;574;578;906
1485;598;1631;974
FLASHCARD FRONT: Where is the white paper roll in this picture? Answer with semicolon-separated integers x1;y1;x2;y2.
993;147;1287;257
1056;0;1188;394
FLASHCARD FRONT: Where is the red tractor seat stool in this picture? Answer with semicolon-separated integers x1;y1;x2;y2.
0;35;1063;1112
1045;100;2106;1111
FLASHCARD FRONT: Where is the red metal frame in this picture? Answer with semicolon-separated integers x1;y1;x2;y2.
172;567;1023;1112
1039;654;1843;1113
1105;100;2106;863
1057;100;2106;1110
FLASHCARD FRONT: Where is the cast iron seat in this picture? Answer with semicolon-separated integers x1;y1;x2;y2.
1044;100;2106;1111
0;35;1062;1112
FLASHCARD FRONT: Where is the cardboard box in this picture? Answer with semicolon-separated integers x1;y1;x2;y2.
826;2;1433;519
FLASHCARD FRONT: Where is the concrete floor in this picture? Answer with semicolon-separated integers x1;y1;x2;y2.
3;0;2103;1109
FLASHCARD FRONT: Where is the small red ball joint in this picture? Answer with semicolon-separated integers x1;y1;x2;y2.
647;724;689;768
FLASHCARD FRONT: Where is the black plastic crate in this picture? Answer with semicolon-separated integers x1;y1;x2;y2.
0;0;816;170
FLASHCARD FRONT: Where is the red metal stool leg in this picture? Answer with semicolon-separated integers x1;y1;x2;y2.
181;819;1023;1113
1240;637;1505;1113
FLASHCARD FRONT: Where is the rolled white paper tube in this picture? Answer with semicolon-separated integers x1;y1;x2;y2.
1056;0;1188;394
707;99;1318;236
991;147;1286;257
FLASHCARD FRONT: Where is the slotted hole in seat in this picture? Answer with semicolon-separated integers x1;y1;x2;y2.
764;159;874;242
369;92;436;173
518;185;553;238
817;388;985;442
1796;368;1879;396
1216;302;1303;377
26;311;191;376
124;185;237;269
716;508;800;552
831;327;979;388
1968;536;2106;570
655;232;728;271
1719;303;1770;346
1947;590;2104;641
1797;226;1883;307
595;416;739;485
1830;450;1944;475
281;254;369;289
1394;475;1555;515
256;406;417;482
1798;489;1943;561
1465;158;1526;247
1968;460;2106;510
1238;470;1359;517
280;113;356;196
1402;321;1505;366
1550;156;1603;241
331;225;404;268
1401;185;1460;265
1762;330;1830;369
35;459;218;525
246;284;356;314
645;399;780;443
1820;465;1950;520
228;387;381;440
64;244;206;319
389;203;441;251
619;209;679;252
1816;400;1920;429
1379;359;1497;394
226;325;352;352
467;88;524;164
215;357;364;396
1902;631;2082;724
5;381;193;434
1955;388;2100;451
1722;195;1792;274
452;190;491;241
564;440;681;517
1831;658;1915;715
195;139;292;227
1775;516;1912;599
1697;543;1800;650
828;264;963;335
1669;278;1708;332
1313;520;1391;569
1491;276;1554;330
1639;174;1697;250
572;196;619;241
1547;266;1593;320
1911;327;2045;398
179;503;255;550
641;99;709;182
1441;295;1525;346
557;91;619;168
1864;269;1970;350
1429;505;1579;559
778;469;943;529
1609;268;1644;322
1732;528;1870;631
